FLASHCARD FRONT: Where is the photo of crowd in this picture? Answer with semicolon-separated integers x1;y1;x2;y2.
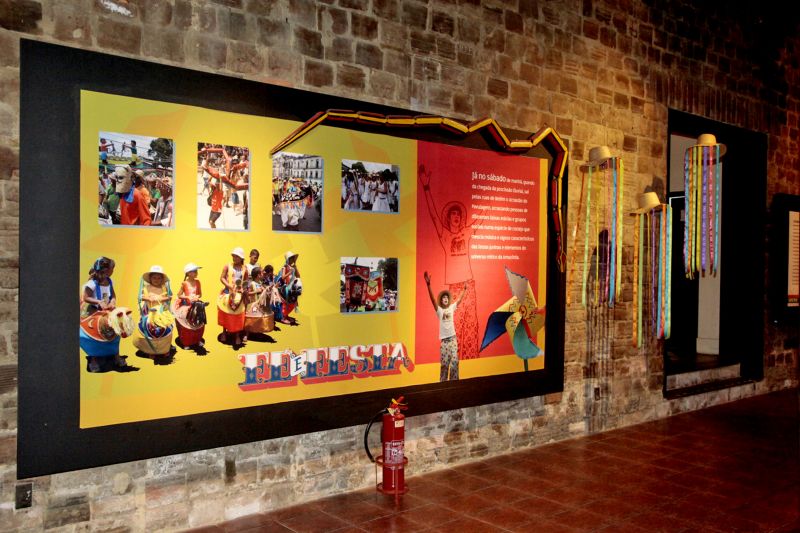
98;132;175;227
197;143;251;230
340;257;398;313
341;160;399;213
272;152;323;232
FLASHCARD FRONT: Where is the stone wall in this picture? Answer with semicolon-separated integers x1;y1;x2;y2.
0;0;797;530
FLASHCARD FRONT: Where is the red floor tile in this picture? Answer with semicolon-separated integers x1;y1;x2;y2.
428;516;509;533
437;491;501;517
581;497;640;520
358;513;427;533
397;503;462;528
220;514;288;532
274;509;350;533
472;503;532;529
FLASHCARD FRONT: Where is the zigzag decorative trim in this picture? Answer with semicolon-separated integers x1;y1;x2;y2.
270;109;569;271
271;110;567;169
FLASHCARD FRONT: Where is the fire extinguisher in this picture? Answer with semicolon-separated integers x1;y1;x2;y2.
364;396;408;495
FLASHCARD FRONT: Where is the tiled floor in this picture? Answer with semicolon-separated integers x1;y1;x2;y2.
188;389;800;532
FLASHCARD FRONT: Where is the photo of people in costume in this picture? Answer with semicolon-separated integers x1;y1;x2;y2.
340;257;398;313
98;132;174;227
341;160;399;213
197;143;250;230
79;257;137;373
133;265;176;361
271;152;323;232
217;247;249;348
215;247;302;346
171;262;208;353
79;247;303;372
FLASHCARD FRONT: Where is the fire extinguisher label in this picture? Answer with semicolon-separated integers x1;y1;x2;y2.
383;441;404;464
395;420;404;428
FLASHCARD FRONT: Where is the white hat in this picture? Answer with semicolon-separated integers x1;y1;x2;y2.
285;250;299;263
142;265;169;284
183;262;201;273
691;133;726;158
231;247;245;259
580;146;615;171
630;191;665;215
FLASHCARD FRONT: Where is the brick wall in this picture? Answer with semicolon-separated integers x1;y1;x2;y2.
0;0;797;530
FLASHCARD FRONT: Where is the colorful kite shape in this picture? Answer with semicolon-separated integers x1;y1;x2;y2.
479;268;546;360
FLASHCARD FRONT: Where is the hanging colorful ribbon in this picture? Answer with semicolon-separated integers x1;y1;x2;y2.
684;135;724;278
665;204;672;339
567;163;588;306
631;200;673;343
572;149;625;310
632;213;641;347
616;159;624;301
714;144;721;275
609;159;617;306
581;166;593;307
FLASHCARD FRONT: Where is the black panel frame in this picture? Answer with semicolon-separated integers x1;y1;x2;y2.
664;109;766;386
18;40;566;478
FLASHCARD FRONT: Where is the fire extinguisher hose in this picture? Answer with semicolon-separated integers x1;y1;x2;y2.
363;409;388;463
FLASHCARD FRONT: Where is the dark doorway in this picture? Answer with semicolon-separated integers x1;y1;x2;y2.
665;110;766;391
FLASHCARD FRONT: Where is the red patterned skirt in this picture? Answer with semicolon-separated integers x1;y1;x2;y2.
448;278;479;359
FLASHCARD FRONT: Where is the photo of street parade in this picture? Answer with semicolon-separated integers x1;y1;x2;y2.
341;160;400;213
272;152;323;232
98;132;175;227
340;257;398;313
79;248;303;372
197;143;250;230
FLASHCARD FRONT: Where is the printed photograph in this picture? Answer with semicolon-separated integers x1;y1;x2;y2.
341;159;399;213
98;132;174;227
272;152;323;232
340;257;398;313
197;143;251;231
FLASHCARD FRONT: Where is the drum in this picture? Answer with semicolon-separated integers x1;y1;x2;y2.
245;310;275;333
176;321;204;347
133;323;173;355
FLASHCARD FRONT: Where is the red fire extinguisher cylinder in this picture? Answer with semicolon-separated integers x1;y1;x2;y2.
380;411;405;493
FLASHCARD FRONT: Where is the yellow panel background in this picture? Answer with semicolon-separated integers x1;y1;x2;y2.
79;91;546;428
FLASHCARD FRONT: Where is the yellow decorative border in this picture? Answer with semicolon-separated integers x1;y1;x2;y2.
270;109;569;270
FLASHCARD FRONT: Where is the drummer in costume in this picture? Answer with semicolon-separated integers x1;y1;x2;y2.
133;265;175;356
172;262;207;349
79;257;133;372
244;266;276;337
276;251;302;324
218;247;249;347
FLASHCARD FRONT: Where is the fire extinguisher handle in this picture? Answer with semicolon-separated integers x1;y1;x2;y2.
364;409;388;463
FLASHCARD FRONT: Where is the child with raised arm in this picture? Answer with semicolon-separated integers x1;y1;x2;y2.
424;271;465;381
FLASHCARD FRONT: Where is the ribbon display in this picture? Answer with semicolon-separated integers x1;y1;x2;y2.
631;205;672;344
684;143;723;277
570;157;624;309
